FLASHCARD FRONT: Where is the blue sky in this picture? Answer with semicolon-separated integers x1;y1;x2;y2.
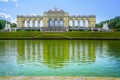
0;0;120;23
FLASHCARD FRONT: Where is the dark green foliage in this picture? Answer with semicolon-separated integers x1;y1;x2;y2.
0;20;6;29
0;20;17;29
96;16;120;29
10;23;17;28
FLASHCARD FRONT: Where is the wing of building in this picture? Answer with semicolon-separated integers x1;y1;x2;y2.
17;7;96;32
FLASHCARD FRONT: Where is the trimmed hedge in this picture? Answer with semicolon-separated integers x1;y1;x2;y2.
0;31;120;38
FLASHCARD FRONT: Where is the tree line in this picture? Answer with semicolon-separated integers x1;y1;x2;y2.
0;20;17;29
96;16;120;30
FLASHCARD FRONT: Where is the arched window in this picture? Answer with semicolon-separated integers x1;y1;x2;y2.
40;20;43;27
74;20;78;27
80;20;83;27
59;19;64;27
35;20;38;27
69;20;73;27
24;20;28;27
30;20;33;27
54;18;58;27
85;20;88;27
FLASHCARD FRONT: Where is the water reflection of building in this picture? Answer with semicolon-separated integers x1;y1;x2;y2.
17;40;96;68
69;41;96;63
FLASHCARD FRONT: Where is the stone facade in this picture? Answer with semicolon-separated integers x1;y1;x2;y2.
17;7;96;31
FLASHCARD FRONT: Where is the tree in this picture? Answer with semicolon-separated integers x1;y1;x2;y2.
0;20;6;29
10;23;17;28
96;16;120;29
116;22;120;29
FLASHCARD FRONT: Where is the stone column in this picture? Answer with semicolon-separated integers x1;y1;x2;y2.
63;21;65;27
66;18;69;27
43;20;47;27
27;20;30;27
17;19;20;27
42;20;44;27
17;21;20;27
89;20;92;28
92;19;96;27
88;20;90;27
64;19;66;27
64;17;69;27
83;20;86;27
32;20;35;27
92;21;95;27
78;20;80;27
58;18;60;27
38;20;40;27
73;20;74;28
52;18;54;27
88;18;96;27
21;20;24;27
57;20;59;27
45;18;48;27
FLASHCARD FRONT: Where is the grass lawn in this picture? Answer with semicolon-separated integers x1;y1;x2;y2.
0;31;120;38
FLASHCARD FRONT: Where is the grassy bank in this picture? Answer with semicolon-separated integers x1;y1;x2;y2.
0;31;120;39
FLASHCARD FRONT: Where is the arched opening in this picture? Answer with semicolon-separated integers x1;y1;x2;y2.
48;19;52;27
69;20;73;27
54;18;58;27
40;20;43;27
59;19;64;27
85;20;89;27
74;20;78;27
24;20;28;27
80;20;83;27
35;20;38;27
30;20;33;27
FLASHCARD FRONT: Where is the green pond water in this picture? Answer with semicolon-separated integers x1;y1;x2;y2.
0;40;120;77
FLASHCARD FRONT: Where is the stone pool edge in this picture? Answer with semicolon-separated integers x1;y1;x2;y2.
0;38;120;40
0;76;120;80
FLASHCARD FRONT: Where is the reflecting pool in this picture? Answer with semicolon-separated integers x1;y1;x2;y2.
0;40;120;77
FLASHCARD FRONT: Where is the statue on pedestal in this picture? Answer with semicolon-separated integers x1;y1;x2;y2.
4;21;11;32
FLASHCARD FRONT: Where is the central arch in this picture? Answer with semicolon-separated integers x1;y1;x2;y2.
54;18;58;27
59;19;64;27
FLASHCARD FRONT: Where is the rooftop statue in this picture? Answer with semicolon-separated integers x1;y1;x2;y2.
48;7;64;12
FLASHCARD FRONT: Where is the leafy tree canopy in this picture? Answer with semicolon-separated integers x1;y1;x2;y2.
96;16;120;29
0;20;17;29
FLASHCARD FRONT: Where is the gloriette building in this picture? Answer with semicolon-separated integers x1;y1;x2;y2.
17;7;96;32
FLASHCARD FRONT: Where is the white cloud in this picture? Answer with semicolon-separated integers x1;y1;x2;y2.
0;0;18;2
0;13;16;23
11;0;18;2
0;8;8;12
0;0;8;2
15;2;18;7
0;0;19;7
11;0;18;7
4;9;7;11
